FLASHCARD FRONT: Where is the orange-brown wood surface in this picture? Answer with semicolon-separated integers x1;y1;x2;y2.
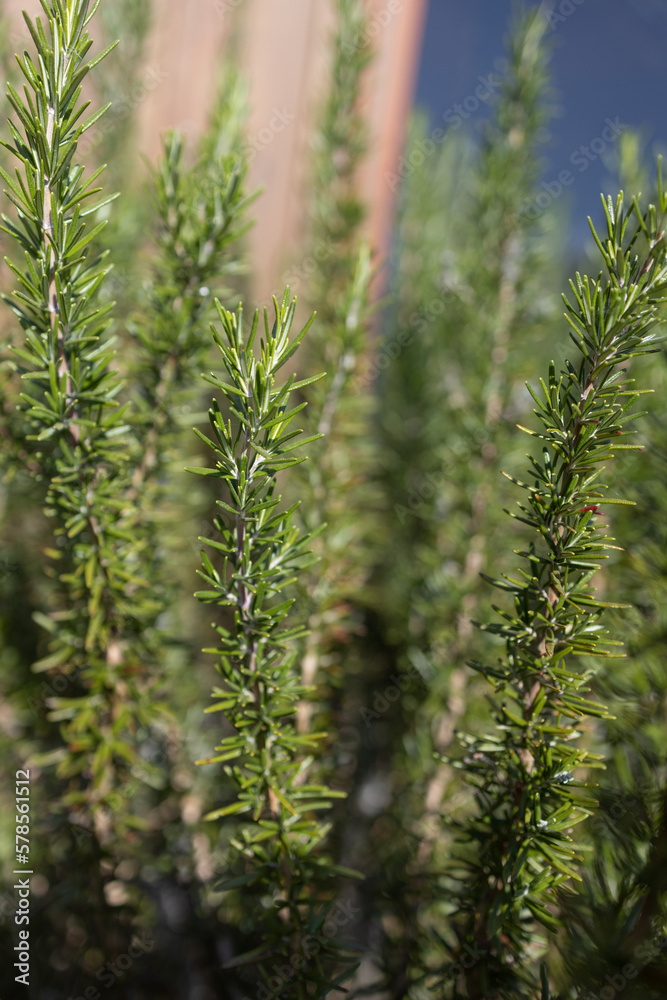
3;0;427;302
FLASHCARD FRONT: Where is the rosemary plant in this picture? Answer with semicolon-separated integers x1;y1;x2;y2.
86;0;153;314
1;0;160;837
190;291;360;993
553;138;667;1000
374;4;556;739
305;0;370;313
441;172;667;998
294;0;374;743
366;9;560;994
122;71;250;740
113;81;252;882
130;80;250;501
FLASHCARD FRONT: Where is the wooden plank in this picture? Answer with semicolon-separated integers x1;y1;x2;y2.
2;0;428;303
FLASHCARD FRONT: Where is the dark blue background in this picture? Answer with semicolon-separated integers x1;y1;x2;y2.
414;0;667;249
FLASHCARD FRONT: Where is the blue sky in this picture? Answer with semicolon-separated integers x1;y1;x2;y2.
414;0;667;249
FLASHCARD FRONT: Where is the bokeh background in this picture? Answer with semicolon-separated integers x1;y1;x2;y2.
5;0;667;284
2;2;667;998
